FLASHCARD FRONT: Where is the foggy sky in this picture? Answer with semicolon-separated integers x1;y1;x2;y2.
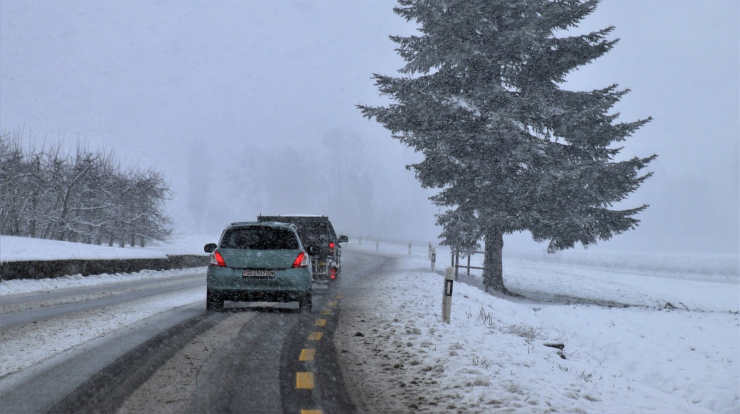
1;1;737;254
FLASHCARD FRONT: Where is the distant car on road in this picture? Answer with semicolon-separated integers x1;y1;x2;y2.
204;221;316;312
257;215;348;281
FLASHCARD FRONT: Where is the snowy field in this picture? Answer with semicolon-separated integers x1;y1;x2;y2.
347;240;739;313
145;233;220;256
0;235;168;262
0;233;214;263
338;250;740;414
349;239;738;279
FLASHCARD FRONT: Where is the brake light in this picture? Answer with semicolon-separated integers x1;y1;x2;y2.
210;251;226;267
292;251;308;268
329;242;335;250
330;267;337;279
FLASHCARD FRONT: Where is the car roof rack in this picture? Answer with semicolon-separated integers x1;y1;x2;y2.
230;220;297;229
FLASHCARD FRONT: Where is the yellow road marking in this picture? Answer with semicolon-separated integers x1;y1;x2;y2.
296;372;315;389
299;348;316;361
300;410;322;414
308;332;323;341
320;309;332;315
315;319;327;327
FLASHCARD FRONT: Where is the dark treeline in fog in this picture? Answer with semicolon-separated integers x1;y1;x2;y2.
0;133;171;247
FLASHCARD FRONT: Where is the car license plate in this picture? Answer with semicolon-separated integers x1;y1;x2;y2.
242;270;275;278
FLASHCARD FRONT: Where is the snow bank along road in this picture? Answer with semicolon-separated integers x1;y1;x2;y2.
337;248;739;414
0;253;391;414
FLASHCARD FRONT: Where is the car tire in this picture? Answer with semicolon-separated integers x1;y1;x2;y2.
206;290;224;311
299;294;312;313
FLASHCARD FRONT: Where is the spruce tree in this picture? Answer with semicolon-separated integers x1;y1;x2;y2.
359;0;655;293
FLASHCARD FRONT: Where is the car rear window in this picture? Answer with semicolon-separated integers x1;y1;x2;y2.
296;223;329;245
220;227;299;250
257;217;337;246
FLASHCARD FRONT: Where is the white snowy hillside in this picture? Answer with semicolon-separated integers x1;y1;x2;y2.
0;234;215;263
145;233;221;256
0;236;167;262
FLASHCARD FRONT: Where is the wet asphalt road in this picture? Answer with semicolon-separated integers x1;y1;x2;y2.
0;250;390;414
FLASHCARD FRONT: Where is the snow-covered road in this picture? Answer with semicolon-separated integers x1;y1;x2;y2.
0;254;372;414
0;267;206;409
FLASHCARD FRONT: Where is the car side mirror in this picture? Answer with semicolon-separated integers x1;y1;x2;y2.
338;235;349;243
204;243;217;253
307;245;318;255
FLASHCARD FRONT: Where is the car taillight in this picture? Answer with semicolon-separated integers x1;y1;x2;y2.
329;242;335;250
330;267;337;279
292;251;308;268
210;251;226;267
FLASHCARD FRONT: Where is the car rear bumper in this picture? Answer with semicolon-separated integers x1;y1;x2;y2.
208;288;308;302
206;266;312;295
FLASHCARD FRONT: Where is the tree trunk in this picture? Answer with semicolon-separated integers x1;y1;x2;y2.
482;228;506;293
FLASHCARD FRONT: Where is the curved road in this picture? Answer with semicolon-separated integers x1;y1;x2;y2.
0;251;391;414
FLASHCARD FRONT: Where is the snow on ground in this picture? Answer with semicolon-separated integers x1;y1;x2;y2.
501;249;738;280
0;267;206;296
0;233;215;264
346;241;739;313
500;257;738;313
338;250;740;414
0;287;203;378
0;235;168;262
347;239;738;279
145;233;219;256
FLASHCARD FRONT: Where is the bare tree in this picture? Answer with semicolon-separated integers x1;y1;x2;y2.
0;132;173;246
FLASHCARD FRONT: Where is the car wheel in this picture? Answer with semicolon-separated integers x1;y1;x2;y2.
299;294;312;313
206;290;224;311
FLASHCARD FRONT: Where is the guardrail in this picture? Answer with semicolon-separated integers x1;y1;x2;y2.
0;255;209;281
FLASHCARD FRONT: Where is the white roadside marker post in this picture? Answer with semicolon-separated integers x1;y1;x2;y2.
430;248;436;272
442;267;454;323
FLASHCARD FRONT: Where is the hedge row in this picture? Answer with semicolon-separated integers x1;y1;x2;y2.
0;255;209;281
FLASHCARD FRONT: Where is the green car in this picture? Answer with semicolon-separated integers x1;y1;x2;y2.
203;221;315;312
